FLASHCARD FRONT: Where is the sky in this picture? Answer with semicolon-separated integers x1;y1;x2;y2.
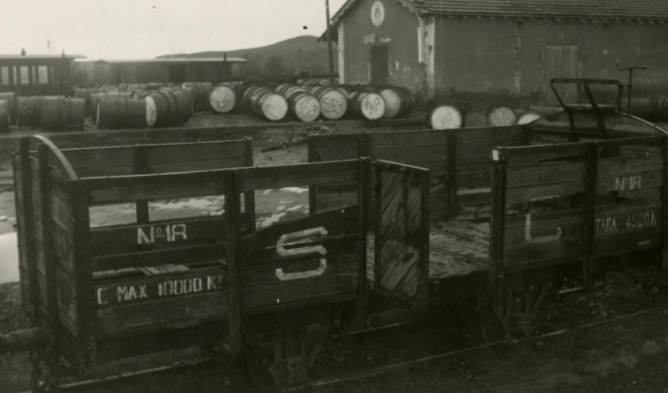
0;0;348;60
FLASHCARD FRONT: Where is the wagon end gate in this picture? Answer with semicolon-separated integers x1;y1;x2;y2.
12;136;254;377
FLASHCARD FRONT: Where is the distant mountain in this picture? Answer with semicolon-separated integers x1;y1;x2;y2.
159;35;338;80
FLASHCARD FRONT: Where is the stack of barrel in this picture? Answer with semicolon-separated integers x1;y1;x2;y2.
14;96;86;131
275;84;321;122
427;104;542;130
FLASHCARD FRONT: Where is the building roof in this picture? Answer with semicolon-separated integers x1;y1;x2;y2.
88;57;246;64
0;54;86;60
330;0;668;26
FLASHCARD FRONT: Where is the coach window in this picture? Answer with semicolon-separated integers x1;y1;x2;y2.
19;66;29;84
37;65;48;84
0;67;8;85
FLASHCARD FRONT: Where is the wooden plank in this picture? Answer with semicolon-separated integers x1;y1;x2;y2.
504;235;583;266
506;181;585;206
93;243;225;272
237;161;358;192
19;139;40;315
38;145;59;328
144;141;248;168
457;172;491;190
594;227;661;255
455;125;524;145
355;159;370;327
51;186;72;230
596;171;663;194
90;181;225;205
663;137;668;270
96;291;228;337
506;160;586;189
582;143;597;286
56;267;77;334
447;129;458;218
502;143;589;168
309;134;365;162
63;147;134;171
488;157;507;294
368;130;447;148
91;217;226;256
224;170;241;354
70;180;97;370
240;253;358;309
240;206;358;254
93;266;226;307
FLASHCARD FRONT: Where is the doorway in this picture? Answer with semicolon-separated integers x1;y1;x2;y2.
370;44;389;85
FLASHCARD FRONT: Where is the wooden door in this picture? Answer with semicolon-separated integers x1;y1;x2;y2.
545;45;578;105
370;44;389;85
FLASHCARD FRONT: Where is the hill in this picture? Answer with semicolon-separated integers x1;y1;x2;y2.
160;35;338;80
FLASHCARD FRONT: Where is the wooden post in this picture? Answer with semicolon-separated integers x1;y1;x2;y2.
446;129;458;220
582;143;598;287
325;0;336;85
373;162;383;289
133;146;149;224
308;140;318;215
244;138;256;232
354;158;371;330
489;149;507;298
662;136;668;270
419;169;431;312
37;145;58;328
225;171;242;354
19;138;40;322
70;180;96;374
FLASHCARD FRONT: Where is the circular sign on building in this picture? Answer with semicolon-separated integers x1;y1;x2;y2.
371;1;385;26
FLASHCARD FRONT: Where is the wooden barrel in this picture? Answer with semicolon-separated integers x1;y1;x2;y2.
95;84;120;92
182;82;213;112
464;110;487;127
310;87;347;120
209;85;236;114
17;97;43;128
145;91;193;128
288;92;321;122
428;105;462;130
378;87;405;118
517;110;542;125
0;92;17;125
245;87;288;121
39;97;85;131
73;88;102;113
97;97;147;129
0;100;9;134
130;90;151;100
349;92;385;120
127;83;148;91
486;106;518;126
90;92;133;121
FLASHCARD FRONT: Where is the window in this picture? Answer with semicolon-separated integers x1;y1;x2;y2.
19;66;29;84
36;66;48;84
0;67;8;85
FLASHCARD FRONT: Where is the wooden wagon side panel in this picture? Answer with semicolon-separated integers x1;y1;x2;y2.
593;137;665;259
495;143;588;272
236;161;367;315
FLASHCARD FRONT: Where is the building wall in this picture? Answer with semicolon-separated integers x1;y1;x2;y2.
341;0;422;92
434;17;668;108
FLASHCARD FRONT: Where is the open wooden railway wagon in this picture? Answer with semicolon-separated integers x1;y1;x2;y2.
6;133;429;391
309;79;668;337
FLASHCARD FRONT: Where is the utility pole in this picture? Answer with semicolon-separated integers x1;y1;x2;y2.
325;0;335;85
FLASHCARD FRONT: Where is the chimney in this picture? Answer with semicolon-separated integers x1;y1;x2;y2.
20;48;26;56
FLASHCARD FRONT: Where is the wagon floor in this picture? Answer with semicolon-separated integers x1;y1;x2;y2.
367;220;490;282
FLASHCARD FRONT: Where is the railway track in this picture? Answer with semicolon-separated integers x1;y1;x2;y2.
23;305;664;393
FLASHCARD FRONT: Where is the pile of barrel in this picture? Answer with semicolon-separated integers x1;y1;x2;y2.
0;92;86;132
227;83;415;123
427;104;542;130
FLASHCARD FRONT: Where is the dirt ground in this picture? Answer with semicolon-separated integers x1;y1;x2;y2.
2;121;668;392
